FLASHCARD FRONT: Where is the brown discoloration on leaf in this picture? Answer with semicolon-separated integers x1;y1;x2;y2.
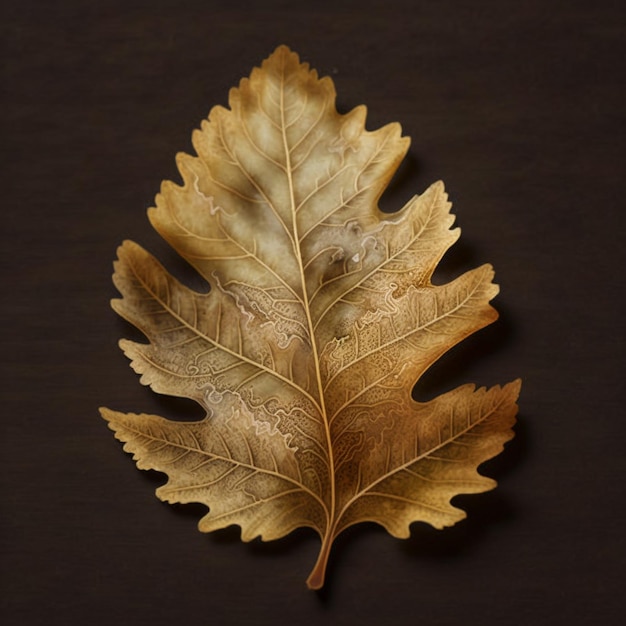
100;46;521;590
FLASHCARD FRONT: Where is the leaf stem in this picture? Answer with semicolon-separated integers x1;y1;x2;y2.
306;530;334;590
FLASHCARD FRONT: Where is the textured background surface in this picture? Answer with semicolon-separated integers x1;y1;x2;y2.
2;1;624;624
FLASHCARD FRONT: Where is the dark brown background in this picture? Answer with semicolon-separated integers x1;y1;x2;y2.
2;0;624;624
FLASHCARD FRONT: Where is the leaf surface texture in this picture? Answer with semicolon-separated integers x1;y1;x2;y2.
101;46;521;589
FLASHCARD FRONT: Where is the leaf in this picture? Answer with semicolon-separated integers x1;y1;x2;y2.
100;45;521;590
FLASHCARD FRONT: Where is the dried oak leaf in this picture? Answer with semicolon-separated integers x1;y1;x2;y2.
100;45;521;589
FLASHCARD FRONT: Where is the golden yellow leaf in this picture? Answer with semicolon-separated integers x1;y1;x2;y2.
100;45;521;589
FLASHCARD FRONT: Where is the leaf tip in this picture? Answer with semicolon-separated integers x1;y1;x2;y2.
116;239;137;256
504;378;523;404
99;407;119;432
98;406;110;419
110;297;123;314
272;43;294;56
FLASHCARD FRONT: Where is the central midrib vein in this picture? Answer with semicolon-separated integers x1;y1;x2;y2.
278;60;336;530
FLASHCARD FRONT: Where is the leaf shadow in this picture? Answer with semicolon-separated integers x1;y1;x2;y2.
379;150;422;214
